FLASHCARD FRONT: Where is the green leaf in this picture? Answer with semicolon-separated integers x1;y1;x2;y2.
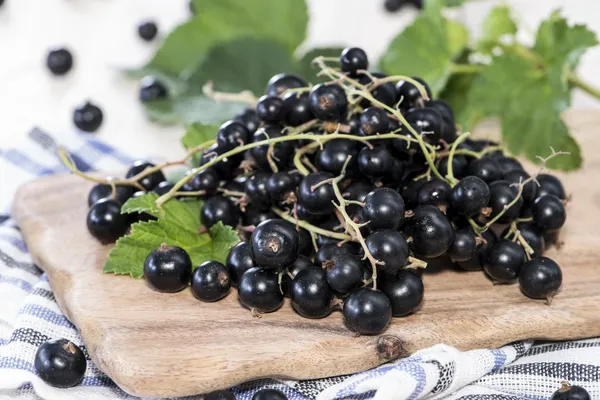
444;0;464;6
209;222;242;264
297;47;346;84
439;51;481;129
380;4;469;95
181;122;219;166
142;96;248;126
477;6;518;54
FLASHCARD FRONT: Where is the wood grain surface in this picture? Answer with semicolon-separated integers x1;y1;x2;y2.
12;110;600;398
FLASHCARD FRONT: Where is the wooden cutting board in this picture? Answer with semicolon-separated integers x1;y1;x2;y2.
12;110;600;398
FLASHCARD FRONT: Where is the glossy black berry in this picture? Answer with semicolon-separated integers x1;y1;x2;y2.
201;196;240;228
358;73;397;108
309;83;348;121
245;172;272;210
86;199;128;243
504;170;537;204
365;230;409;275
406;107;443;144
250;125;294;170
282;92;313;127
357;145;393;177
450;176;491;217
324;254;364;294
314;242;356;266
448;230;477;262
417;179;451;208
266;73;307;97
536;174;566;200
126;160;166;191
183;168;220;196
340;47;369;76
343;287;392;335
532;195;566;232
73;101;103;132
144;244;192;292
234;108;261;134
489;180;524;223
359;107;390;135
88;182;136;207
139;76;168;102
502;222;545;259
344;181;375;204
205;390;236;400
281;255;316;296
200;143;242;180
497;157;524;175
137;21;158;41
384;0;403;13
550;383;590;400
380;270;424;317
484;240;525;283
266;172;297;204
242;206;277;227
217;120;250;150
252;389;289;400
34;339;86;388
408;205;454;258
316;139;359;175
428;99;455;123
298;172;335;215
250;219;299;270
153;181;174;196
226;241;257;286
256;95;287;123
191;260;231;302
519;257;562;299
439;156;468;180
363;188;405;230
291;267;334;318
238;267;284;313
46;48;73;75
457;229;496;271
395;77;432;110
468;158;502;184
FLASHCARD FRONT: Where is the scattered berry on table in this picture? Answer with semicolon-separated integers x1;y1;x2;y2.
137;21;158;41
519;257;563;300
34;339;86;388
191;260;231;302
73;101;103;132
343;287;392;335
46;48;73;75
86;199;128;243
238;267;284;313
144;244;192;293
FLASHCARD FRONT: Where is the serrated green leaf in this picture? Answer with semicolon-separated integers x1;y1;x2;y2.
209;222;242;264
380;5;469;95
477;6;518;54
297;47;346;84
143;96;248;126
122;192;163;218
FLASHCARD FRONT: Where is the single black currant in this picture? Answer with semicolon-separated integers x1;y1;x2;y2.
226;241;257;286
343;287;392;335
191;260;231;302
266;172;297;204
536;174;566;200
144;243;192;292
217;120;250;150
256;95;287;123
234;108;261;134
87;182;136;207
457;229;496;271
417;179;451;208
126;160;166;191
245;172;272;210
314;242;356;266
266;73;307;97
242;206;277;227
439;155;468;180
363;188;405;230
200;143;242;180
447;230;477;262
297;229;312;256
252;388;288;400
408;205;454;258
281;255;316;296
139;76;168;102
502;222;545;258
325;254;364;294
532;195;566;232
238;267;284;313
201;196;240;228
450;176;491;217
406;107;443;144
249;125;294;170
504;170;537;204
183;168;220;196
86;199;128;243
357;145;393;177
519;257;562;299
290;267;334;318
205;390;236;400
340;47;368;76
153;181;174;196
385;157;406;184
383;0;403;12
34;339;86;388
489;180;524;223
365;230;409;276
395;77;432;110
484;240;526;283
428;99;455;123
137;21;158;41
46;48;73;75
400;177;428;210
315;139;359;175
250;219;299;269
496;156;524;175
359;107;390;135
380;270;424;317
358;72;397;108
297;172;336;215
550;383;590;400
282;92;314;127
468;158;503;184
308;83;348;121
344;181;375;204
73;101;103;132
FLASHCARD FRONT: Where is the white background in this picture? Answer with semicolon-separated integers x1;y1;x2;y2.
0;0;598;160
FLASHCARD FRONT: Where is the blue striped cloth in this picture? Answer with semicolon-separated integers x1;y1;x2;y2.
1;129;599;400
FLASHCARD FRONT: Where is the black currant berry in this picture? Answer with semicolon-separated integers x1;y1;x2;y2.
359;107;389;135
86;199;128;243
532;195;566;232
428;99;455;123
183;168;220;196
502;222;545;258
291;267;334;318
73;101;103;132
325;254;364;294
250;219;299;269
282;92;314;127
365;230;409;275
88;182;136;207
153;181;175;196
363;188;405;230
395;77;431;110
238;267;284;313
245;172;272;210
226;241;257;286
46;48;73;76
250;125;294;170
252;389;289;400
314;242;355;266
266;172;297;204
137;21;158;41
266;73;307;97
400;177;428;210
315;139;359;175
34;339;86;388
405;107;443;144
144;244;192;292
126;160;166;191
383;0;403;12
243;206;277;227
489;180;524;223
457;229;496;271
358;145;393;177
550;383;590;400
256;95;287;123
201;144;242;180
497;157;524;175
191;260;231;302
309;83;348;121
281;254;316;296
205;390;236;400
344;181;375;204
450;176;490;217
504;170;537;205
417;179;451;208
297;172;335;215
201;196;240;228
484;240;525;283
439;155;468;180
217;120;250;150
343;287;392;335
448;230;477;262
234;108;261;134
519;257;562;299
297;229;312;256
340;47;368;76
359;73;397;108
468;158;503;184
380;270;424;317
408;205;454;258
536;174;566;200
139;76;168;102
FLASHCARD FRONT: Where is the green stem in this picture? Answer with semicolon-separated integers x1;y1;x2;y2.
450;63;484;74
271;207;350;241
446;132;471;185
569;73;600;100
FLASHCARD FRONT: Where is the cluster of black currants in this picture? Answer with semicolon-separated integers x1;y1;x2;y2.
84;47;567;337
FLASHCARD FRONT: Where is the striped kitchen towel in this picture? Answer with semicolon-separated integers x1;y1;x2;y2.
1;128;599;400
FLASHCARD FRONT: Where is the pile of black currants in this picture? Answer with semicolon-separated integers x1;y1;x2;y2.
84;47;568;336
